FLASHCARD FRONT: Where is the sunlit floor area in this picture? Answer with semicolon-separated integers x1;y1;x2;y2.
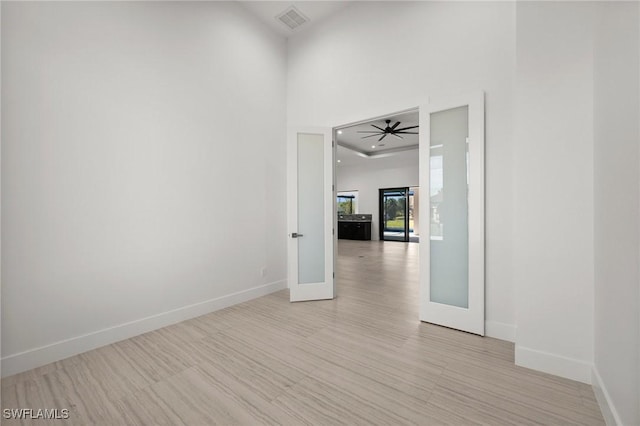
2;240;604;425
382;231;420;242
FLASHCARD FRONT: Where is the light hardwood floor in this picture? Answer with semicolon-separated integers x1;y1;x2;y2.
2;240;604;425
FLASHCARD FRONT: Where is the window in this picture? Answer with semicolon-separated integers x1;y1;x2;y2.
337;191;358;214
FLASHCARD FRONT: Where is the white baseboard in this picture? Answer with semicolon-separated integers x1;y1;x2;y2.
1;280;287;378
592;367;622;426
485;320;516;342
515;345;592;384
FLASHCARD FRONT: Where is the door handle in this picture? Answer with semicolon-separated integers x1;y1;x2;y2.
291;232;304;238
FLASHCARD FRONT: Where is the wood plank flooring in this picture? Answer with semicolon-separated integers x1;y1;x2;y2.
1;240;604;425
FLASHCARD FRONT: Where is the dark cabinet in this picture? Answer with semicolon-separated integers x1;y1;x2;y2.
338;221;371;241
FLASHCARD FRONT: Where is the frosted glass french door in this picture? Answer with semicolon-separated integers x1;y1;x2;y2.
419;92;485;335
287;127;335;302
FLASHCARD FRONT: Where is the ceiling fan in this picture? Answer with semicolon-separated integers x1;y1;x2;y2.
358;119;419;142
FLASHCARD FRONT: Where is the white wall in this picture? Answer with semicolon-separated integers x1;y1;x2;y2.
592;3;640;425
1;2;287;376
513;2;595;383
337;151;419;240
288;1;517;340
5;2;638;399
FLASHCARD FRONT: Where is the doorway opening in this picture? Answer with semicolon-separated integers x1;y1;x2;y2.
333;109;420;313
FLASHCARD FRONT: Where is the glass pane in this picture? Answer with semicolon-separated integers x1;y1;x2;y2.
429;106;469;308
381;189;407;241
297;133;325;284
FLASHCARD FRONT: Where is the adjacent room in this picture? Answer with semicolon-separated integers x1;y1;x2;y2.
1;1;639;425
336;111;420;244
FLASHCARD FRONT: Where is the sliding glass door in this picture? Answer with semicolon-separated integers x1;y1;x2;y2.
379;188;409;242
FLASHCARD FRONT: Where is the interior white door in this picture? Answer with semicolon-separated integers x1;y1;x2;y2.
287;127;335;302
419;92;485;335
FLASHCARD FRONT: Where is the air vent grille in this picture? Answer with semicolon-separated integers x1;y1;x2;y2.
276;6;308;30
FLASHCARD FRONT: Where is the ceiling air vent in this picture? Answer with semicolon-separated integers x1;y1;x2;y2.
276;6;309;31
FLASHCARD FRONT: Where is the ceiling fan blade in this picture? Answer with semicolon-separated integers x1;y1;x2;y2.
378;134;388;142
391;133;404;140
361;133;383;139
391;121;401;130
394;125;419;132
357;131;382;133
371;124;386;132
395;131;419;135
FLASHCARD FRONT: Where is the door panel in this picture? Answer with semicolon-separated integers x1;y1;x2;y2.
287;128;335;302
419;92;485;335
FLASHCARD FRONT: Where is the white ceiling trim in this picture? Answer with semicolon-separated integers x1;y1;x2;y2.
338;142;418;159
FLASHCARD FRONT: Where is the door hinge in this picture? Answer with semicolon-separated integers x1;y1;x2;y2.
332;140;335;147
333;272;335;278
332;184;335;191
332;228;335;235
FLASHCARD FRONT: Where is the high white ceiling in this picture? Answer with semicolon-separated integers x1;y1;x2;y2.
238;1;419;168
336;110;419;165
238;1;353;37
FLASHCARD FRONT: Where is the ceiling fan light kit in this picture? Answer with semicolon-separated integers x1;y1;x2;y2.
357;119;419;142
